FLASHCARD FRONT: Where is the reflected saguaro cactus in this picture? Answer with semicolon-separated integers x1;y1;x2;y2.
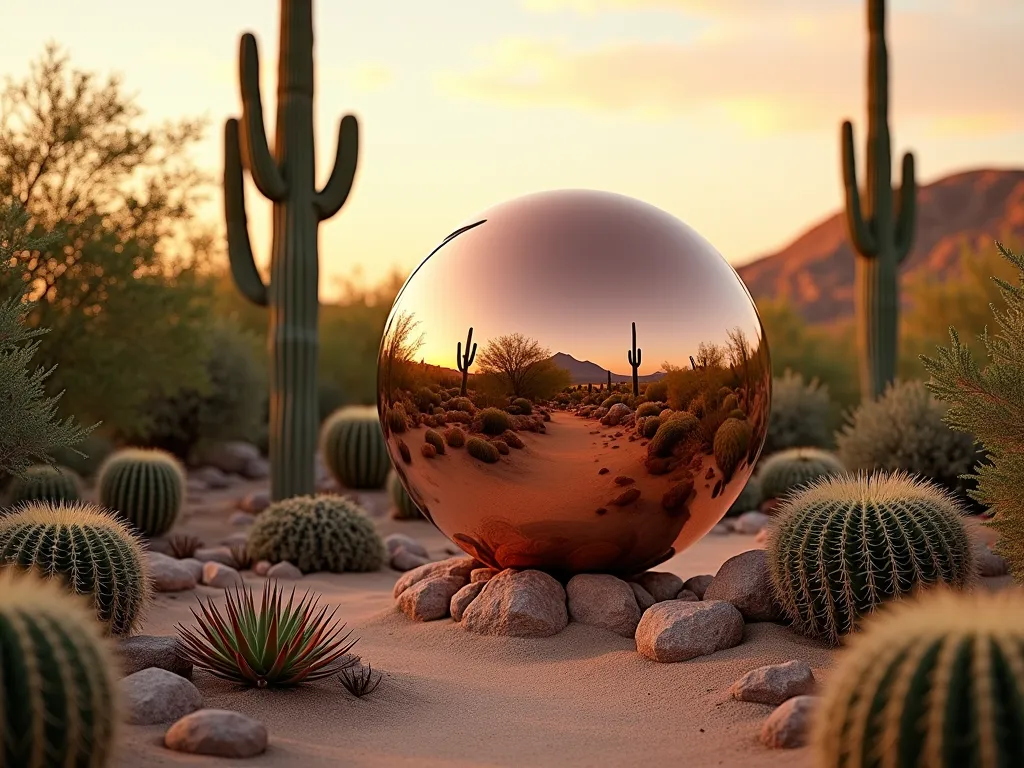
627;321;641;397
841;0;916;401
223;0;359;500
456;327;477;397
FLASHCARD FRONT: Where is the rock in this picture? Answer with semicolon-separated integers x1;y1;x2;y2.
710;522;732;535
703;549;783;622
393;556;478;598
200;441;261;475
613;476;635;486
470;568;500;583
385;533;429;559
192;466;230;490
566;574;642;638
266;561;302;580
179;558;204;582
186;479;207;496
220;531;250;547
635;599;745;663
675;589;699;602
610;488;641;506
461;569;569;638
120;667;202;725
193;546;236;566
229;511;256;527
241;456;270;480
391;547;430;572
397;575;465;621
165;709;268;758
760;696;818;749
147;552;197;592
975;544;1009;577
601;402;632;426
629;582;656;612
202;562;243;589
732;660;816;705
634;571;685;602
238;491;271;514
734;511;771;535
117;635;192;679
450;581;486;622
253;560;272;576
682;574;714;600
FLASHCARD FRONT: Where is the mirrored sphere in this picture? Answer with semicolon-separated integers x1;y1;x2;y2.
378;190;771;577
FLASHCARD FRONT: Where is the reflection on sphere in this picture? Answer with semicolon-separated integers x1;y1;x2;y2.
377;190;771;577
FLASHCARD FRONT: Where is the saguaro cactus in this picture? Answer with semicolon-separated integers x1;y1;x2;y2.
627;321;641;396
841;0;916;401
457;327;477;397
223;0;359;500
606;369;612;391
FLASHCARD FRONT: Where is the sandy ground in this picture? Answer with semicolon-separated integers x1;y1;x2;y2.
105;476;1002;768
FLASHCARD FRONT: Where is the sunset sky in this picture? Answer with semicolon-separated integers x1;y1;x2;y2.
1;0;1020;300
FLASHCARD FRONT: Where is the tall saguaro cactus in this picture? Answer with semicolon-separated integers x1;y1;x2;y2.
841;0;916;401
456;327;477;397
223;0;359;501
627;321;641;397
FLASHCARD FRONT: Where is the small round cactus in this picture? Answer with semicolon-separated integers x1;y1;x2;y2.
0;568;121;767
247;495;385;574
635;402;660;419
648;412;699;458
444;427;466;448
467;437;500;463
387;469;422;520
0;501;151;635
320;406;391;490
6;464;81;505
766;471;975;644
476;408;513;436
424;428;446;455
812;588;1024;767
712;417;752;479
500;430;524;449
491;439;510;455
756;446;846;501
98;447;185;537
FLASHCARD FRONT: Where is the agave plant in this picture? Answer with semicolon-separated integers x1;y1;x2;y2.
339;662;382;698
228;542;253;571
176;581;358;688
167;533;203;559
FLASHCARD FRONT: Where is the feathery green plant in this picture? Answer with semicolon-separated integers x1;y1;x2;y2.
98;447;186;537
756;447;847;501
766;471;974;644
387;468;421;520
176;581;359;688
5;464;80;505
764;369;834;453
320;406;390;489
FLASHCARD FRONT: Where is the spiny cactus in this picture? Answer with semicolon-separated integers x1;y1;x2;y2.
627;321;641;397
0;568;120;767
98;448;185;537
424;428;445;455
5;464;80;505
385;402;409;433
766;471;974;644
476;408;512;436
713;417;752;480
635;402;660;419
812;588;1024;767
466;437;500;464
387;469;421;520
247;494;385;573
0;501;151;635
841;0;917;400
224;0;360;501
648;412;699;458
510;397;532;415
720;393;738;413
320;406;390;490
500;430;524;449
456;327;477;397
444;426;466;448
756;447;847;501
491;439;510;455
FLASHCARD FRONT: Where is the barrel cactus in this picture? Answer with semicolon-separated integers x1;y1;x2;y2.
98;448;185;537
756;447;846;501
0;568;120;767
320;406;390;490
713;417;752;480
766;471;974;644
247;494;385;573
0;501;151;635
726;475;762;517
812;588;1024;767
387;469;421;520
6;464;81;505
466;437;500;463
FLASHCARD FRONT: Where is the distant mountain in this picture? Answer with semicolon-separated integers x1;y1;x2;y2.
549;352;665;385
735;169;1024;325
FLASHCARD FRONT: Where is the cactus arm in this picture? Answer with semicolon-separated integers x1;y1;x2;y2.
223;118;268;307
894;151;916;262
841;121;878;257
636;347;641;366
457;342;465;372
468;342;477;365
314;114;360;220
238;33;287;202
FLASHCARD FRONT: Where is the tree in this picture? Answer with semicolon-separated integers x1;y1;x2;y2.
476;333;551;397
379;310;424;403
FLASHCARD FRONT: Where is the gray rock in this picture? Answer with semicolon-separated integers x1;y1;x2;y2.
147;552;197;592
675;589;699;602
450;581;486;622
192;466;230;490
229;511;256;527
117;635;192;679
241;456;270;480
393;556;478;598
193;546;236;566
734;511;771;535
634;571;685;602
253;560;272;576
629;582;656;612
391;546;430;572
164;709;268;758
682;574;714;600
601;402;632;426
239;491;271;514
566;574;641;638
120;667;202;725
461;569;569;638
710;522;732;535
186;478;208;496
703;549;783;622
635;599;745;663
202;562;243;589
398;575;465;621
266;561;302;580
179;558;204;583
731;660;816;705
975;544;1009;577
220;531;250;547
760;695;818;749
385;533;428;559
200;441;261;475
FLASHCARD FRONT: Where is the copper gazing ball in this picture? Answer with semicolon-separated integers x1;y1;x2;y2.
378;190;771;577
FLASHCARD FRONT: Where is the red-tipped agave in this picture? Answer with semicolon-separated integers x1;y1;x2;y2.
176;581;359;688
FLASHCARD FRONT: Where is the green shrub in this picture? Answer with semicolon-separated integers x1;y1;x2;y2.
0;500;151;634
98;448;185;537
600;394;624;409
247;495;385;574
757;447;846;501
766;471;974;644
635;402;661;419
320;406;390;489
6;464;80;505
764;369;834;454
385;403;408;433
476;408;513;436
414;386;441;413
510;397;533;415
445;410;472;423
713;418;752;480
424;428;445;455
641;415;661;439
644;380;668;402
387;469;421;520
726;476;762;517
444;427;466;448
647;412;699;458
50;432;113;480
467;437;500;463
447;397;474;413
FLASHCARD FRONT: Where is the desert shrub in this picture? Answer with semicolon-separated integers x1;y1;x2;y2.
510;397;533;415
835;379;980;502
500;430;525;449
476;407;513;436
466;437;500;463
6;464;80;505
320;406;390;489
98;448;185;537
726;475;762;516
444;427;466;448
446;396;474;413
644;379;668;402
766;472;974;644
648;412;699;458
764;369;835;454
635;402;661;419
0;500;150;634
641;415;661;439
756;447;846;501
445;410;472;423
491;439;510;455
414;386;442;413
385;403;409;433
424;428;445;454
50;431;113;480
387;469;421;520
600;394;624;409
247;494;385;573
713;418;752;480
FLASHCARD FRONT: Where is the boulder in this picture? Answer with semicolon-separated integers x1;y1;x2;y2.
191;466;230;490
117;635;192;679
266;561;302;580
566;574;642;638
760;696;818;749
147;553;197;593
199;441;261;475
703;550;783;622
120;667;202;725
201;562;243;589
450;581;486;622
393;557;478;598
385;533;428;559
628;582;656;612
634;571;684;602
635;599;744;663
682;574;713;600
391;547;431;572
165;709;268;758
398;575;465;621
238;491;271;514
734;511;770;535
731;660;816;705
461;569;568;637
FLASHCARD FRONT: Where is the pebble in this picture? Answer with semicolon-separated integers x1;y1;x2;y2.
193;546;237;566
120;667;202;725
634;571;685;602
566;574;642;638
635;599;744;663
253;560;272;576
398;575;466;621
385;533;429;559
629;582;656;612
229;511;256;527
703;550;783;622
201;562;243;589
164;709;268;758
461;569;569;638
734;511;771;535
760;696;818;749
266;561;302;580
682;574;714;600
117;635;193;679
147;552;197;592
391;546;431;572
393;556;479;599
732;660;816;705
450;581;486;622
